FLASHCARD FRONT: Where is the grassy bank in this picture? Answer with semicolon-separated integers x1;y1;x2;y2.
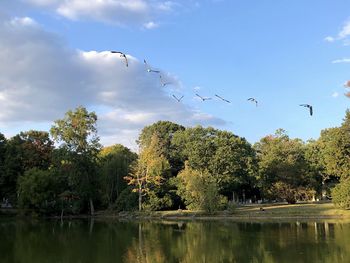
95;202;350;221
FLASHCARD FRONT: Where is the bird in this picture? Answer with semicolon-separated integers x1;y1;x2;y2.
300;104;313;116
110;51;128;67
215;94;231;103
160;75;172;87
247;97;258;107
144;59;160;73
172;95;184;102
195;93;212;101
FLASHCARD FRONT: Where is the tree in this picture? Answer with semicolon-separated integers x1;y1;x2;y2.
332;177;350;209
17;168;59;214
19;130;53;170
138;121;185;176
255;130;318;203
99;144;137;207
50;106;101;215
172;126;257;201
125;133;171;211
175;163;227;213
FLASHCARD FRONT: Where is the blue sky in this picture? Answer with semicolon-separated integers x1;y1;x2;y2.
0;0;350;148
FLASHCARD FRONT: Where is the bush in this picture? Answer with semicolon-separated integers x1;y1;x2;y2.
176;165;226;213
332;178;350;209
114;187;138;212
17;168;59;214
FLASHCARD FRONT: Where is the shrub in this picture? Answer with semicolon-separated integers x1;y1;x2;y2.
332;178;350;209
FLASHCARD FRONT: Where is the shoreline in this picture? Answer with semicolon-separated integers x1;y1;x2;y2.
2;202;350;222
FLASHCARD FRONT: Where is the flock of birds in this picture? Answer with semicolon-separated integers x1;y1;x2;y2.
110;51;350;117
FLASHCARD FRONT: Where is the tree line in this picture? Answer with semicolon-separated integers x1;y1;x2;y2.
1;106;350;215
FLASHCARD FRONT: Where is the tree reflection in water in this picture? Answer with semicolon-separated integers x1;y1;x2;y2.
0;219;349;263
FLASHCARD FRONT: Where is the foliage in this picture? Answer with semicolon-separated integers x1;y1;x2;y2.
99;144;137;207
317;111;350;181
50;106;101;215
255;129;318;203
17;168;59;214
176;164;227;213
332;178;350;209
114;187;138;212
172;126;258;200
125;133;171;211
269;182;316;204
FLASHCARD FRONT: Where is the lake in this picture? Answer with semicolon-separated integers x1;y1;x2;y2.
1;218;349;263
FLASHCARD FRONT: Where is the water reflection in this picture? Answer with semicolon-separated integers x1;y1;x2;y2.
0;218;349;263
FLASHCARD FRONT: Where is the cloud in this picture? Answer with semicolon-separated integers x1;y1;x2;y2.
143;21;159;29
18;0;185;27
0;15;225;148
332;92;339;98
325;19;350;43
332;58;350;64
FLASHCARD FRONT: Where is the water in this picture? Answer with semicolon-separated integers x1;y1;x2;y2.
1;218;349;263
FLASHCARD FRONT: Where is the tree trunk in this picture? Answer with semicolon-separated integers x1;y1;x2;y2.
138;186;142;211
89;198;95;216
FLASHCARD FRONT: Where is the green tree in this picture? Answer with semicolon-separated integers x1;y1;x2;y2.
176;163;227;213
332;177;350;209
17;168;59;214
255;129;318;203
99;144;137;207
125;133;171;211
172;126;257;201
50;106;101;215
138;121;185;176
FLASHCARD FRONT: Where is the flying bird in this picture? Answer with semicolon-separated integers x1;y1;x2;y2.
196;94;212;101
144;59;160;73
172;95;184;102
300;104;313;116
215;94;231;103
247;97;258;107
160;75;172;87
110;51;128;67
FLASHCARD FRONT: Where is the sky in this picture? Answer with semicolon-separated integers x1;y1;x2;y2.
0;0;350;150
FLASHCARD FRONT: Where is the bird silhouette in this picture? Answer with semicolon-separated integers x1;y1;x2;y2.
110;51;128;67
215;94;231;103
248;97;258;107
172;95;184;102
144;59;160;73
196;94;212;101
160;75;172;87
300;104;313;116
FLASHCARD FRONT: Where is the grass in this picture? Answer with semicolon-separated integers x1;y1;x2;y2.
98;201;350;221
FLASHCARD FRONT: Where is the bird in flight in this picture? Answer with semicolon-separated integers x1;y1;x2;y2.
247;97;258;107
172;95;184;102
300;104;313;116
196;94;212;101
144;59;160;73
215;94;231;103
160;75;172;87
110;51;128;67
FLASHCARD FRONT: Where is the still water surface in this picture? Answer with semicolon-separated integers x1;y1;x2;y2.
1;218;349;263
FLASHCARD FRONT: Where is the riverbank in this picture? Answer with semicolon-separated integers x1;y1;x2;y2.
95;202;350;221
3;202;350;221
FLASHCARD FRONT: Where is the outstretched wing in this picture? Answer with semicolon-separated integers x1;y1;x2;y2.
309;106;313;116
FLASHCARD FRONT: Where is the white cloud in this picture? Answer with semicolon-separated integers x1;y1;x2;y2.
332;92;339;98
332;58;350;64
325;19;350;43
143;21;159;29
0;15;225;148
19;0;184;26
324;36;335;43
